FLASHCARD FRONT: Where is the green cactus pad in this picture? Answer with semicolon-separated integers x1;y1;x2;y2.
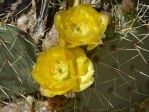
0;24;38;99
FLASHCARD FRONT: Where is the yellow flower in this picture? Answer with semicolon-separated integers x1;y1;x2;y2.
32;47;94;97
54;4;109;50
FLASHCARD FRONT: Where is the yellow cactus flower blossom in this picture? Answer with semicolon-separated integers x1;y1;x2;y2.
32;47;94;97
54;4;109;50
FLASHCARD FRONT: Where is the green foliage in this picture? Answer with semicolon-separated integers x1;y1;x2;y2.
0;24;38;99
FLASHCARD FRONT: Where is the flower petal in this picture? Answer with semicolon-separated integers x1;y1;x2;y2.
55;4;109;50
32;47;94;97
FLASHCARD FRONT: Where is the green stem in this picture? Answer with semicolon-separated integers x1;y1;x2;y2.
73;0;80;6
66;0;80;8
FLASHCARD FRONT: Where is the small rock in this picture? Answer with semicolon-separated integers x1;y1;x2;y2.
17;15;28;32
121;0;134;13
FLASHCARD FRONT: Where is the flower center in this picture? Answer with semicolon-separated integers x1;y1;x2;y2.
71;21;89;35
50;61;69;80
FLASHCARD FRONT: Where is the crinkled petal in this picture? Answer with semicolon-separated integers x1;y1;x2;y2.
54;4;109;50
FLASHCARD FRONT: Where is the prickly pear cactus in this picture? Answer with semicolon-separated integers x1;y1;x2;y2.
0;0;149;112
58;1;149;112
0;24;38;99
75;29;149;111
